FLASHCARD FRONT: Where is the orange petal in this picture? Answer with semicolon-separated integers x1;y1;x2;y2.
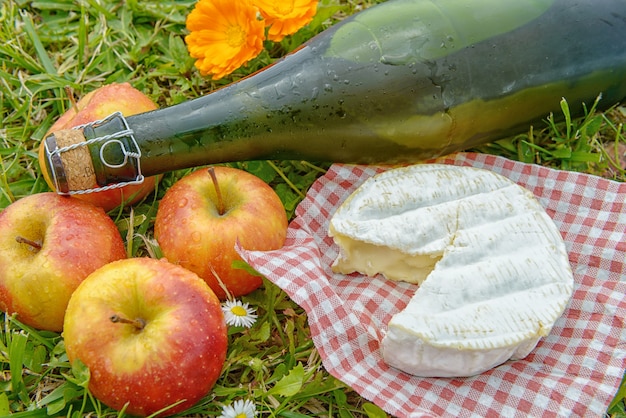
254;0;318;41
185;0;265;79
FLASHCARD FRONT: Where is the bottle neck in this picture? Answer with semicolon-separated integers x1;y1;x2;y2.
127;46;333;173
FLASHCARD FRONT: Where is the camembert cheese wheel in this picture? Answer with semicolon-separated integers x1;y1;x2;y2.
329;164;574;377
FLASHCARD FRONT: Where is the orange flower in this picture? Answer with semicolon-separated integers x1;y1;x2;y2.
253;0;319;42
185;0;265;80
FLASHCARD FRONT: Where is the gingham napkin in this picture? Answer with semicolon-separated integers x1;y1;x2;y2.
239;153;626;417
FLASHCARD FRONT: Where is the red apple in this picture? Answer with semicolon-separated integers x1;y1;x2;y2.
38;82;160;212
63;257;227;417
154;166;288;299
0;192;126;332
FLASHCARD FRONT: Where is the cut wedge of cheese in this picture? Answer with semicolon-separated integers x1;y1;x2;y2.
328;164;574;377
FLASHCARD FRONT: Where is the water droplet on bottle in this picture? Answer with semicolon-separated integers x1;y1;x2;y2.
324;84;333;92
274;87;285;99
446;35;455;48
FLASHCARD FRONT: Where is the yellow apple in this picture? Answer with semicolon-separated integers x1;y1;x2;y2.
0;192;127;331
63;257;228;417
38;82;160;212
154;166;288;299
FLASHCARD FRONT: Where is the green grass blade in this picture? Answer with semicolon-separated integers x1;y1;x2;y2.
19;10;57;75
8;331;29;404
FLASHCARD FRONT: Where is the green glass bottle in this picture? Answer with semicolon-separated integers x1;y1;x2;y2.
42;0;626;194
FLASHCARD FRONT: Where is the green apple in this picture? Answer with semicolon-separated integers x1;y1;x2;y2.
154;166;288;299
0;192;126;331
38;82;160;212
63;257;228;417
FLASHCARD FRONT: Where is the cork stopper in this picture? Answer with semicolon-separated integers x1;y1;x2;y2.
53;129;97;191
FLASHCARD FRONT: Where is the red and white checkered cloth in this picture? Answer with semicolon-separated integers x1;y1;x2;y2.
239;153;626;417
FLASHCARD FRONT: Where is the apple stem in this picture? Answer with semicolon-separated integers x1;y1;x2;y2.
65;86;79;112
208;167;225;216
110;314;146;330
16;236;42;251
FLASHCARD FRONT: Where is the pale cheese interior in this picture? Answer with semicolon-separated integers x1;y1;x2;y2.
330;230;442;284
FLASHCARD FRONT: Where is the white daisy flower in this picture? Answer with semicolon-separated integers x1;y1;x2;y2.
218;399;257;418
221;300;258;328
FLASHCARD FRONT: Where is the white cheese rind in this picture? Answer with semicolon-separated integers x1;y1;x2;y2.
328;164;574;377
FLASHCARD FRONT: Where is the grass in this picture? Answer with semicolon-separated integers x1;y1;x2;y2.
0;0;624;416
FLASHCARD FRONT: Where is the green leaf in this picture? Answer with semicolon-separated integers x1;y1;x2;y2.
246;357;265;373
231;260;264;277
338;408;355;418
23;343;47;374
250;320;270;342
560;97;572;140
240;160;278;183
9;331;28;397
267;363;305;397
569;151;602;163
309;4;346;32
63;358;90;388
268;363;288;384
580;114;604;136
38;381;83;415
274;183;302;215
0;393;10;415
549;147;572;159
290;373;344;400
362;402;388;418
333;388;348;404
278;412;311;418
115;213;147;234
278;411;310;418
